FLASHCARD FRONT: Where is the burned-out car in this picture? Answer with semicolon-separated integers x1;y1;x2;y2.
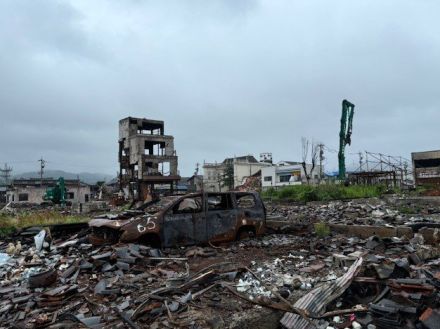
88;192;266;247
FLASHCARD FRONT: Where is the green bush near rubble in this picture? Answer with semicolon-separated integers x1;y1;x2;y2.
314;222;331;237
261;184;392;202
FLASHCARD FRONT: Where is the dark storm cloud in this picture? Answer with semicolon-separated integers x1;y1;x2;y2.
0;0;439;176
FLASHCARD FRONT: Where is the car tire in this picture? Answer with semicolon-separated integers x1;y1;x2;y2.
237;227;255;241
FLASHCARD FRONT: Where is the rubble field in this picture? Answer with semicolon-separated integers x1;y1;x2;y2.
0;197;439;329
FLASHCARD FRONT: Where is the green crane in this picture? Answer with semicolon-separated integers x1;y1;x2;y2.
44;177;67;206
338;100;355;180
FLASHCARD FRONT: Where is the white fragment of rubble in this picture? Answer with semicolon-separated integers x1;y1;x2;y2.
372;210;385;218
0;253;10;266
34;230;46;252
351;321;362;329
236;273;272;299
332;316;341;323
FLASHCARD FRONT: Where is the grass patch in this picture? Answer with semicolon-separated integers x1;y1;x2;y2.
261;184;391;202
398;206;413;214
0;211;89;230
397;205;421;214
314;222;331;237
0;226;16;238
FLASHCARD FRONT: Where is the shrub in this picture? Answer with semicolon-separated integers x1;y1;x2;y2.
261;184;388;202
314;222;330;237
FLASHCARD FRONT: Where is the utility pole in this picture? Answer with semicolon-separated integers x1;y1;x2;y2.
318;143;325;182
0;163;13;185
38;157;46;187
358;152;364;171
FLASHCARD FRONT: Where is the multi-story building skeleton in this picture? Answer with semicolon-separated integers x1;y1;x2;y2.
118;117;180;200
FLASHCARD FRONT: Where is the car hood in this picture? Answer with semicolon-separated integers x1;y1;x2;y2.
89;218;132;230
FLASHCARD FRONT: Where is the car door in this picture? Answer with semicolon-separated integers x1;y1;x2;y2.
162;196;205;247
205;193;237;242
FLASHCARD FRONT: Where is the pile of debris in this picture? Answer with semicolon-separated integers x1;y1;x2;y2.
0;226;438;328
0;228;246;328
266;198;440;244
0;202;49;215
0;195;439;328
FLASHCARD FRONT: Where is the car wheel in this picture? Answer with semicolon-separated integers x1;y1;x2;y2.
237;228;255;240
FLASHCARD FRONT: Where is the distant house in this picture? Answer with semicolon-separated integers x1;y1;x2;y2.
261;161;323;189
203;155;270;192
176;177;190;194
187;175;203;192
6;178;91;204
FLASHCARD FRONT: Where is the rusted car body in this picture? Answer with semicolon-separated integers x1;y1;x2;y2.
88;192;266;248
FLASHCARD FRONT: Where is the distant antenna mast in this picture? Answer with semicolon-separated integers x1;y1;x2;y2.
38;157;46;186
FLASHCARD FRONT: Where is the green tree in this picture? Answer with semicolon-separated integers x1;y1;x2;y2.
222;163;234;191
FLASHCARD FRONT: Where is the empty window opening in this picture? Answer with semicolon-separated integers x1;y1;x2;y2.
264;176;272;182
414;159;440;168
236;194;256;209
18;193;28;202
173;197;203;214
207;194;232;211
279;175;291;182
67;192;75;199
161;162;170;175
154;144;162;155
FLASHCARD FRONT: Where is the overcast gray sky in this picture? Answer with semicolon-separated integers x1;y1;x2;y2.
0;0;439;177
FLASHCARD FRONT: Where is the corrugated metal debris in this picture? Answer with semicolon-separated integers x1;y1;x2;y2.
280;258;363;329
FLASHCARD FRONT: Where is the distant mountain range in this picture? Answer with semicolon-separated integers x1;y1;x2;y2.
12;170;115;185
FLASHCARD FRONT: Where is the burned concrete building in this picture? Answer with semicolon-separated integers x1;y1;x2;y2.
118;117;180;200
412;150;440;186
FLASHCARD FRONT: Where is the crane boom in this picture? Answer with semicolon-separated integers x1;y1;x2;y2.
338;100;355;180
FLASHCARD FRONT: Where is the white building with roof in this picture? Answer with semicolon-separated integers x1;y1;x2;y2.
261;161;323;189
